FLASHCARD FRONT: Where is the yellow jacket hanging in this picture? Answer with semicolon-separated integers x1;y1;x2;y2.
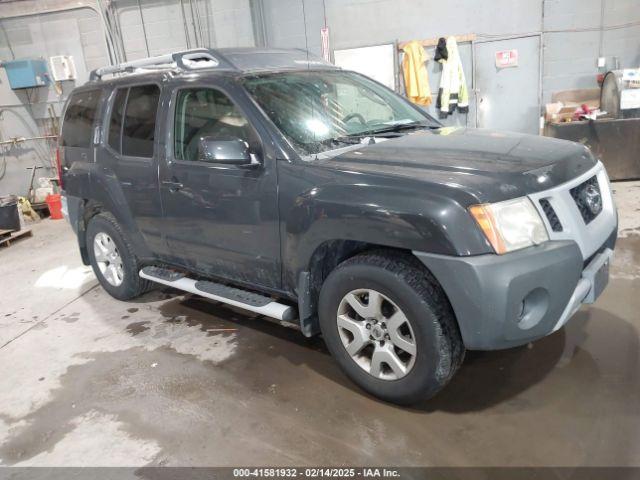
402;41;432;106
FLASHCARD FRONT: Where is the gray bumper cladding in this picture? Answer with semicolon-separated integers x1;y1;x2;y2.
547;247;612;335
414;241;585;350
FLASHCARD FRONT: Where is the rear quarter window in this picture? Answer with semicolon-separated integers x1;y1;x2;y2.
61;89;102;148
121;84;160;157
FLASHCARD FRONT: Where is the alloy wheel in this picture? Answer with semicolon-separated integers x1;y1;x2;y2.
93;232;124;287
337;289;416;380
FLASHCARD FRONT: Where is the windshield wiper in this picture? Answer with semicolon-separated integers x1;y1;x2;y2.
364;121;438;136
338;121;437;141
323;136;365;147
317;121;438;152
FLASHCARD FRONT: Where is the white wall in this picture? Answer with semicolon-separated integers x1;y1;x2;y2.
259;0;640;103
114;0;254;60
0;0;255;197
0;6;108;197
544;0;640;97
1;0;639;196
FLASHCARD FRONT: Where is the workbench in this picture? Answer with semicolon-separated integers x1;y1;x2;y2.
545;117;640;181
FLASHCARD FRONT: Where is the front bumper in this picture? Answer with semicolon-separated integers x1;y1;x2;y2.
414;230;616;350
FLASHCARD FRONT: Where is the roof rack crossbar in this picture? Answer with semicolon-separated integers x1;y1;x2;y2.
89;48;235;81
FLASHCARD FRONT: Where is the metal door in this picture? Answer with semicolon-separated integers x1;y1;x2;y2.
475;36;541;135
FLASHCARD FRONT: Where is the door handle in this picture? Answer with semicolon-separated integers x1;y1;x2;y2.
162;180;184;192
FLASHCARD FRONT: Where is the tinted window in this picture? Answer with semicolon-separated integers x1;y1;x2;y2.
174;88;254;162
61;90;101;148
122;84;160;157
108;89;128;152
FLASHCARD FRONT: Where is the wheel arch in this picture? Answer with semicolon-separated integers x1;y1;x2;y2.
73;197;152;265
297;239;420;336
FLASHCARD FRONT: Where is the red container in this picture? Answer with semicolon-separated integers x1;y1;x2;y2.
46;194;63;220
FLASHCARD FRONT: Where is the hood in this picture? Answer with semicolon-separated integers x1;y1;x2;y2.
316;128;597;203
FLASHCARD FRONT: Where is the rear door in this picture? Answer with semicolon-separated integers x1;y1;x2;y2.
96;83;167;256
158;80;281;289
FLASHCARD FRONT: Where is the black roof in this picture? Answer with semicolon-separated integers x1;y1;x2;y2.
88;47;338;84
216;48;337;73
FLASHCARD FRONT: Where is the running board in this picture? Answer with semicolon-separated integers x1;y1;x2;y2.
139;266;296;322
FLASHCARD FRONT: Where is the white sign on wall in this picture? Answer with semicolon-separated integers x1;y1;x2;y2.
495;49;519;69
621;89;640;110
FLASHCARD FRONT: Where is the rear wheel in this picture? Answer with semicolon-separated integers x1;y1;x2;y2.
86;212;152;300
93;231;125;287
318;250;464;405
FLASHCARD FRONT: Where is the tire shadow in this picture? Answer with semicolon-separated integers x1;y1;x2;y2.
417;329;567;413
149;293;583;411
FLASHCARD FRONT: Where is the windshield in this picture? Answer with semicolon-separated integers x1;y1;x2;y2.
243;70;439;157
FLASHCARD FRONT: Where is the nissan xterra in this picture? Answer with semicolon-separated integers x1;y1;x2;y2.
59;49;617;404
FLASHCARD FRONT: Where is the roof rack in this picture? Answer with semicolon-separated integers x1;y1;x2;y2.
89;48;235;81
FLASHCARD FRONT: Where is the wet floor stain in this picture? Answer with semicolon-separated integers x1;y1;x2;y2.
126;321;151;336
0;347;209;465
2;298;639;466
55;312;81;324
1;218;640;466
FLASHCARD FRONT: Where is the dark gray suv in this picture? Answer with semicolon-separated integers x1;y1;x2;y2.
58;48;618;404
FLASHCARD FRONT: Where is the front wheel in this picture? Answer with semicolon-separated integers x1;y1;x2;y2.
318;251;464;405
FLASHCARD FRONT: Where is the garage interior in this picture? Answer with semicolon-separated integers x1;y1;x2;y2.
1;0;640;470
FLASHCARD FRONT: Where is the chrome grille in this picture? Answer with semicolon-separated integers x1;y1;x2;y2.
527;162;617;262
570;176;602;224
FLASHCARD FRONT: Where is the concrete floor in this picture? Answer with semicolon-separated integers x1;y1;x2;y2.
0;182;639;467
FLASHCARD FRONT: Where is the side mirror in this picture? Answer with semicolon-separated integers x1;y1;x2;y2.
197;137;258;166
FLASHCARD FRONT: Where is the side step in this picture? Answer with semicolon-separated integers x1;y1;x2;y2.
139;267;296;322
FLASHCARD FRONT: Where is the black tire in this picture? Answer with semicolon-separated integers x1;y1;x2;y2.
318;250;465;405
86;212;152;301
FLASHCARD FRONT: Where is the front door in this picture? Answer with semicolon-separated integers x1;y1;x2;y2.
159;81;281;290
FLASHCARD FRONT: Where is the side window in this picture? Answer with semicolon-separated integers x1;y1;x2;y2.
122;84;160;157
174;88;254;162
108;88;128;152
61;89;101;148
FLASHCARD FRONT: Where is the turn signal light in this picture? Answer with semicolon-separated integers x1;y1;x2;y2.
469;204;507;254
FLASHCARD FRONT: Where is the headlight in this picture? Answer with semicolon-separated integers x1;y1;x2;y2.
469;197;549;254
